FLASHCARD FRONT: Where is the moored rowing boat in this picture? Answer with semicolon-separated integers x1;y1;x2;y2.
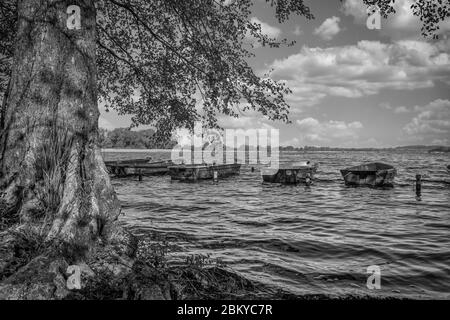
261;161;318;184
168;163;241;181
340;162;396;187
105;158;172;176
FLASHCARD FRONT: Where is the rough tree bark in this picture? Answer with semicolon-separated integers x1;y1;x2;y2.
0;0;135;286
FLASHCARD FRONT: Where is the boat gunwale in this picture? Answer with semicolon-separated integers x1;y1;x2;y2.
341;162;396;173
168;163;241;169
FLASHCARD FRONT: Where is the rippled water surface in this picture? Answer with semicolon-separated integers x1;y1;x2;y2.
104;150;450;299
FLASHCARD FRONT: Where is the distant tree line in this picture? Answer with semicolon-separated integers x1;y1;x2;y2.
99;130;450;151
99;128;177;149
280;145;450;152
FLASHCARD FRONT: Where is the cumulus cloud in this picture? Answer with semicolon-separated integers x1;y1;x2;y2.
295;117;363;145
341;0;367;21
269;39;450;111
341;0;450;40
314;16;341;41
403;99;450;144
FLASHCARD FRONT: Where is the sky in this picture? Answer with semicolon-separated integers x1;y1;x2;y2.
99;0;450;148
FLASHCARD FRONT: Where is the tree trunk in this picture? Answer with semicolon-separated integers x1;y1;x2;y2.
0;0;128;252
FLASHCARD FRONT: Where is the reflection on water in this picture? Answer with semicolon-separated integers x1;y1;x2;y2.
104;150;450;299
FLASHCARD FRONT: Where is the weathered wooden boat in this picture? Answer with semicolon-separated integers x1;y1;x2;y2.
340;162;396;187
261;161;318;185
105;158;172;177
168;163;241;181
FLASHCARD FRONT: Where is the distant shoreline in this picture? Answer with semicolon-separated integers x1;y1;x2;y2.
101;146;450;153
101;148;171;152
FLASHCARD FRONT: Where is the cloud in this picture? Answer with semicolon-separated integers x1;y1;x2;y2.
341;0;367;21
269;39;450;111
218;112;275;131
219;116;259;129
283;137;300;146
393;106;410;114
295;117;363;145
293;25;303;36
403;99;450;144
342;0;450;40
221;0;235;6
98;115;115;130
314;16;341;41
380;102;412;114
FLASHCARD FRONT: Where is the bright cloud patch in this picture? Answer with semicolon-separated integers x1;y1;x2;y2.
269;39;450;111
98;115;115;130
404;99;450;145
295;117;363;145
218;111;275;131
314;16;341;41
250;17;282;39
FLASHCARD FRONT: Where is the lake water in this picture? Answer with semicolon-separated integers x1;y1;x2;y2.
103;150;450;299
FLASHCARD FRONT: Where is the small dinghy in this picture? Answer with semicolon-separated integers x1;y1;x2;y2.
261;161;318;185
340;162;396;187
168;163;241;181
105;158;172;176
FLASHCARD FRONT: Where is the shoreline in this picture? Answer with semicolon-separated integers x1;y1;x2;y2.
0;222;408;300
101;148;172;153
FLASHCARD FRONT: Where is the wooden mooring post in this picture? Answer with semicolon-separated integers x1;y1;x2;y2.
415;174;422;200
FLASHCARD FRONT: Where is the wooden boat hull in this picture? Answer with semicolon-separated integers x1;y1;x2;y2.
105;159;172;176
340;162;396;187
169;163;241;181
262;164;318;185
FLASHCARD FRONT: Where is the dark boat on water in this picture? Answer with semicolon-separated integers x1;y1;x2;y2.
261;161;318;185
340;162;396;187
105;157;172;176
168;163;241;181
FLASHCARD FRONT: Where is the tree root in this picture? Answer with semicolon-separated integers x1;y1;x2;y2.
0;142;137;300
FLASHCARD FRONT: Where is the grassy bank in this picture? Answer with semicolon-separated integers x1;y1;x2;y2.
0;203;402;300
0;221;279;300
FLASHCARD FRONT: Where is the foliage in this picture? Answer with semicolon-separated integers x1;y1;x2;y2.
410;0;450;38
65;236;270;300
0;0;15;101
95;0;307;142
100;127;177;149
347;0;450;38
0;227;47;280
135;236;170;271
0;1;447;143
34;124;73;216
0;197;20;230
